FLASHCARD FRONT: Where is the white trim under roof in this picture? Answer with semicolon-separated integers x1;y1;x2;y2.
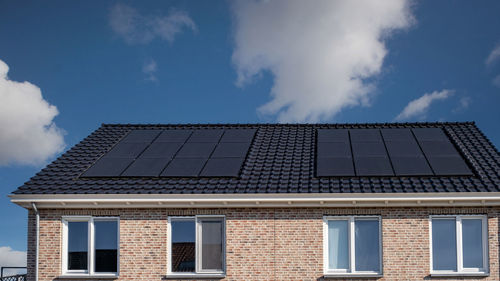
9;192;500;209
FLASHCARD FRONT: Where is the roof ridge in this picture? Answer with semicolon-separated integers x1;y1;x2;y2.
100;121;476;127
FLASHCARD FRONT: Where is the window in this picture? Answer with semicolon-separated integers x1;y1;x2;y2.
168;216;225;277
62;216;119;277
323;216;382;276
430;215;488;275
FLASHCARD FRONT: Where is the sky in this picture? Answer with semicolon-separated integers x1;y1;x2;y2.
1;0;500;271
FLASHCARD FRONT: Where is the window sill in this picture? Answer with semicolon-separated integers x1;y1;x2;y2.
430;272;489;277
165;273;225;279
58;274;118;279
323;273;382;278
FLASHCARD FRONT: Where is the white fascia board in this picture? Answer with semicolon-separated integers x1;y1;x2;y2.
9;192;500;209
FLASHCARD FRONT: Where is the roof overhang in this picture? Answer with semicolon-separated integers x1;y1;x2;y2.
9;192;500;209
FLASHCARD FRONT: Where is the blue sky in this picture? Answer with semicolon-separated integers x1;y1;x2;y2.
0;0;500;266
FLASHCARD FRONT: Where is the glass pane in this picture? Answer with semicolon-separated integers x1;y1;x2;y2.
171;220;196;272
201;219;224;270
94;220;118;272
462;219;483;268
432;219;457;271
67;221;88;270
328;220;349;270
355;220;380;272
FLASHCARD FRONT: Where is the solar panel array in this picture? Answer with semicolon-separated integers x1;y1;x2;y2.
317;128;472;177
82;129;256;177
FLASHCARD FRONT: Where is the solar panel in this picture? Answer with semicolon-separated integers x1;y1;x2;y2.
385;141;423;157
317;129;349;142
380;129;414;141
106;142;149;158
354;157;394;176
317;142;351;158
390;156;433;176
121;158;170;177
427;156;473;175
419;141;460;157
220;129;256;142
82;158;134;177
155;130;192;143
211;142;251;158
161;158;207;177
176;143;217;158
140;142;182;159
316;157;355;176
121;130;161;143
350;129;382;142
412;128;448;141
351;142;387;157
200;158;245;177
187;130;224;143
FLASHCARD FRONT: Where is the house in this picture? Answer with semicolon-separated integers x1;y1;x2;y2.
9;122;500;281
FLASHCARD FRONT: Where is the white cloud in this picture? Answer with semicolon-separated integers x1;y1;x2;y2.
231;0;414;122
493;74;500;88
0;59;65;166
453;96;471;113
0;246;26;276
142;59;158;82
486;43;500;66
395;89;454;121
109;3;196;45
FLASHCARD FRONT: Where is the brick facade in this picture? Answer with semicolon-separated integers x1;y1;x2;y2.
28;207;500;281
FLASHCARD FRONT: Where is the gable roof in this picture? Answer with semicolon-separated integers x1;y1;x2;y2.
11;122;500;195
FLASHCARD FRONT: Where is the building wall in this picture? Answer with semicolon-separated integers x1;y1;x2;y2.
28;207;500;281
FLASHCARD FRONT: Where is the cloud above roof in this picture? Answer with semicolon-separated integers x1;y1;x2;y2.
0;59;65;166
0;246;26;274
109;3;197;45
231;0;414;122
485;43;500;66
395;89;454;121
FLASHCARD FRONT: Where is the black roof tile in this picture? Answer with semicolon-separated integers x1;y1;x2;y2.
11;122;500;194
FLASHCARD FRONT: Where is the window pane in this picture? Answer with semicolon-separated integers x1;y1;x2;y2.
201;219;224;270
68;221;88;270
432;219;457;271
328;220;349;270
354;220;380;272
462;219;483;268
171;220;196;272
94;220;118;273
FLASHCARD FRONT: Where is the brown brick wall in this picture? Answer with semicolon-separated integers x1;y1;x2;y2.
27;207;500;281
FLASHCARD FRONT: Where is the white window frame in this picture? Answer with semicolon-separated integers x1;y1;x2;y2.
61;216;120;277
429;215;489;276
323;216;382;277
167;215;226;278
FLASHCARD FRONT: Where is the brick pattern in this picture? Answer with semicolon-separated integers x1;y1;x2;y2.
27;207;500;281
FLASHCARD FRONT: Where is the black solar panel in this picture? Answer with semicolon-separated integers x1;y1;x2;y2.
82;158;133;177
316;157;355;176
412;128;448;141
200;158;245;177
211;142;251;158
176;143;217;158
380;128;414;141
390;156;433;176
161;158;207;177
140;142;182;159
385;141;423;157
317;129;349;142
350;129;382;142
220;129;256;142
317;142;351;158
354;157;394;176
427;156;472;175
187;130;224;143
121;130;161;143
155;130;192;143
419;141;459;157
121;158;170;177
106;142;149;158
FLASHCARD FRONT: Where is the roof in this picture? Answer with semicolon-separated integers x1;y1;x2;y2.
11;122;500;195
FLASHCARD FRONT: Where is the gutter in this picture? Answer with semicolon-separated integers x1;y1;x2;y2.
31;202;39;281
9;192;500;209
